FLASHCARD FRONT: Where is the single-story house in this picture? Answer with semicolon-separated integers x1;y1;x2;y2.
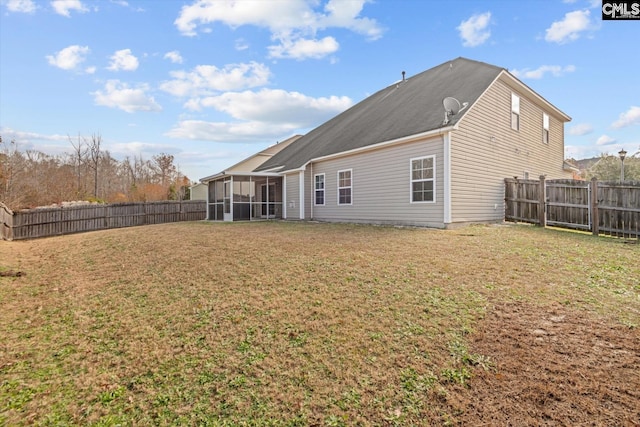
201;57;572;228
189;182;208;201
200;135;301;221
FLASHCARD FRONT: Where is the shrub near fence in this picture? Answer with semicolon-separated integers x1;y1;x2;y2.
0;200;206;241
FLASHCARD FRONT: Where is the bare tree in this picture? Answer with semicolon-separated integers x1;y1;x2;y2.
68;133;87;198
151;153;177;188
86;133;102;199
1;133;195;208
0;136;25;208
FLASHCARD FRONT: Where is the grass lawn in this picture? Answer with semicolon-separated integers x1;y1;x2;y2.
1;221;638;426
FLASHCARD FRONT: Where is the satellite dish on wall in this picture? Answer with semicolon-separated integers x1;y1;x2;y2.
442;97;469;125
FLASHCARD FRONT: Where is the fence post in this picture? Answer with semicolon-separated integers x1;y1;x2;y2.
0;203;14;241
512;178;519;222
538;175;546;228
590;177;599;236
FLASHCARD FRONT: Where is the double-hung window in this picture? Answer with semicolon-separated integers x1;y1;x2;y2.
314;173;325;205
411;156;435;203
511;93;520;131
337;169;352;205
542;113;550;144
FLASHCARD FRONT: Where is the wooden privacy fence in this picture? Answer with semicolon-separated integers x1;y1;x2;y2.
0;200;206;241
505;177;640;239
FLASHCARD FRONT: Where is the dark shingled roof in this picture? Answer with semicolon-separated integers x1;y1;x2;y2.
256;57;504;172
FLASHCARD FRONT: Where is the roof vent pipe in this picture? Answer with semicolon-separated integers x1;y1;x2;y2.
402;71;406;81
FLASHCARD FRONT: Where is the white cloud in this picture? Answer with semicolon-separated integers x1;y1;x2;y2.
511;65;576;79
611;106;640;129
174;0;382;59
6;0;37;13
51;0;88;17
160;62;271;97
107;49;139;71
318;0;382;39
596;134;616;146
46;45;90;70
0;127;68;144
109;0;144;12
164;50;184;64
457;12;492;47
268;36;339;60
92;80;161;113
110;141;179;156
165;120;300;142
235;38;249;51
167;88;352;142
192;88;352;126
545;9;592;43
568;123;593;136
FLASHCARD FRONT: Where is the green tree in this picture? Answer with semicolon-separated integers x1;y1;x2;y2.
585;153;640;182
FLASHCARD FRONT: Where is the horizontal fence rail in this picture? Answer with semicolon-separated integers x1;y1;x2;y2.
505;177;640;240
0;200;206;241
546;180;591;231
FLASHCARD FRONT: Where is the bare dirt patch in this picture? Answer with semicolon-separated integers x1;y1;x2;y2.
460;302;640;426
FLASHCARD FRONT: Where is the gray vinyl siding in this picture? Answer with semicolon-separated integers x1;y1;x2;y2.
309;137;445;227
285;173;300;220
451;76;571;223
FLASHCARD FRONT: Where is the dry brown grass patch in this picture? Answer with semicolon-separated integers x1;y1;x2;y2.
1;221;638;425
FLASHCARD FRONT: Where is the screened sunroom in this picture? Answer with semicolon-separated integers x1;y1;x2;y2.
205;173;283;221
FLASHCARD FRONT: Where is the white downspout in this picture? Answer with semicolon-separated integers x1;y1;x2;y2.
443;132;452;226
299;170;305;220
310;163;313;220
282;176;287;219
205;182;210;220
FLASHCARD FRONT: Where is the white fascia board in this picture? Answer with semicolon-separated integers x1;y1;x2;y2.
259;165;285;173
500;70;572;122
201;171;281;182
283;127;456;174
227;172;282;177
200;172;226;183
454;70;571;131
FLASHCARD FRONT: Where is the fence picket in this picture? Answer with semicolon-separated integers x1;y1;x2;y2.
1;201;206;241
505;178;640;240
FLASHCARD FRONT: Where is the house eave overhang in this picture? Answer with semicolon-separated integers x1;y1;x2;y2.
500;70;572;122
563;161;580;172
200;171;282;183
277;126;456;174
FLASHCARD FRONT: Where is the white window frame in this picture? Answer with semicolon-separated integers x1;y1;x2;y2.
410;155;436;204
314;173;325;206
511;93;520;131
542;113;550;144
337;169;352;205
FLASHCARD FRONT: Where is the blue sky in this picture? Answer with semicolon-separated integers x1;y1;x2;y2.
1;0;639;182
